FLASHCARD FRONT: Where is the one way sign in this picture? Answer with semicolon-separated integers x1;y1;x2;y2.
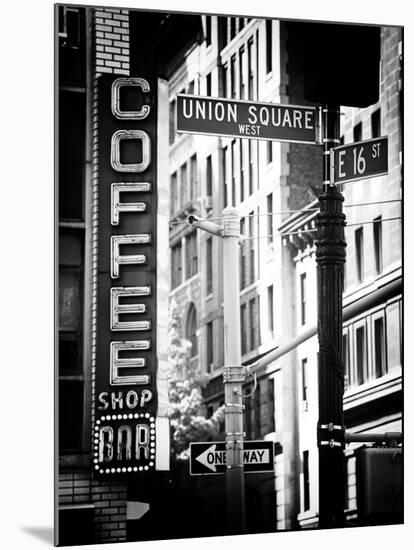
189;440;275;475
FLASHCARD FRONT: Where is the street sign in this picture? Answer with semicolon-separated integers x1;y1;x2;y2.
189;440;275;475
330;136;388;185
177;94;320;144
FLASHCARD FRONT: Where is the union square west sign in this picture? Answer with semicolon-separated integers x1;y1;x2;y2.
177;94;321;144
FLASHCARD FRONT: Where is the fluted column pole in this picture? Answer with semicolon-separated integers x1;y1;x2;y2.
316;105;347;529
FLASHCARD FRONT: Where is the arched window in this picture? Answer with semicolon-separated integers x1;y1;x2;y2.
186;303;198;357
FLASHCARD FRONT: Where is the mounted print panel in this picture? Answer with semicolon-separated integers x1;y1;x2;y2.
56;3;403;547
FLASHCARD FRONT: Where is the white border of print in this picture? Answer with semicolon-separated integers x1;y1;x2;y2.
1;1;411;550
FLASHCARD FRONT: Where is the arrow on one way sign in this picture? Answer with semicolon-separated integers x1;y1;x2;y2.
190;440;275;475
195;444;226;472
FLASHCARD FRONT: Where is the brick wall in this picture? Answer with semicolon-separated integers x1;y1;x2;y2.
341;26;402;290
59;471;92;505
94;8;130;75
282;22;322;211
91;479;127;542
59;471;127;543
59;8;132;546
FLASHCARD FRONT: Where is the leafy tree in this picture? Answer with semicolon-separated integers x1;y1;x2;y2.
167;298;224;459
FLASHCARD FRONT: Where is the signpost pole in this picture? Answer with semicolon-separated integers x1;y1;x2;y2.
316;105;347;528
222;206;246;535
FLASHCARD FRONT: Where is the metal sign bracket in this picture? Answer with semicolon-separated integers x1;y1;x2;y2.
317;422;346;449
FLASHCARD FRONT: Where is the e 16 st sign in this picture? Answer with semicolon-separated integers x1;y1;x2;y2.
330;136;388;184
177;94;319;144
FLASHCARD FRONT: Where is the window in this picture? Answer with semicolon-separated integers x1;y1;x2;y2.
206;321;214;372
186;304;198;357
344;299;401;389
240;303;248;355
266;378;275;434
171;241;182;288
373;315;386;378
239;47;246;99
343;331;350;390
252;380;260;437
230;55;237;98
248;212;255;283
221;63;228;97
355;227;364;282
249;298;255;351
222;146;228;207
267;140;273;164
266;19;272;74
303;451;310;511
205;16;211;46
249;297;260;350
373;216;383;274
355;323;367;385
301;358;308;402
231;141;237;205
59;381;84;451
239;141;245;202
185;231;198;279
59;7;81;48
244;377;275;439
371;108;381;138
58;7;86;86
218;17;228;48
241;141;248;202
267;193;273;243
386;301;401;370
353;122;362;143
259;378;274;436
346;456;357;511
59;230;84;452
188;80;195;95
248;140;255;194
59;90;85;220
240;218;247;289
169;99;176;144
230;17;236;40
267;285;274;336
206;72;212;96
189;154;198;201
180;162;188;207
247;38;254;99
170;172;177;216
300;273;307;325
206;237;213;295
206;155;213;197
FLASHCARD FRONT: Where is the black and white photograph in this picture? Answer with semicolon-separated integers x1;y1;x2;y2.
55;2;404;546
2;1;410;549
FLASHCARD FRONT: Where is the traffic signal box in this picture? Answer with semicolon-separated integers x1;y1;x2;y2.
356;446;403;525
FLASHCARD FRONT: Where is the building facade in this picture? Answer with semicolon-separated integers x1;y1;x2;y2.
279;26;403;527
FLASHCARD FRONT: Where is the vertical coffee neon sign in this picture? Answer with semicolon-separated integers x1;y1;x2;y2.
93;76;159;475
